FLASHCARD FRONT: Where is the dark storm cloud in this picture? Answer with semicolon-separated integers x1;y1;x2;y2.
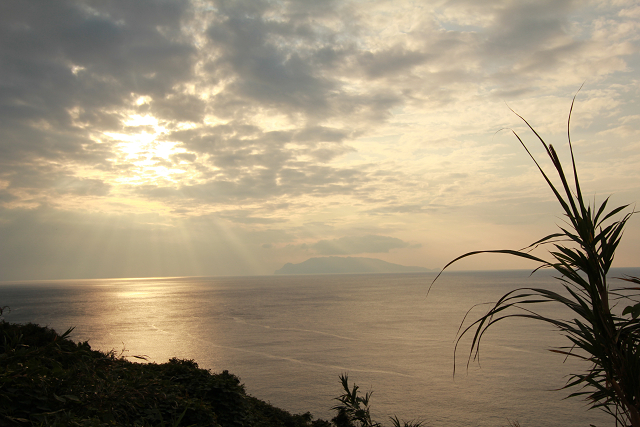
311;234;414;255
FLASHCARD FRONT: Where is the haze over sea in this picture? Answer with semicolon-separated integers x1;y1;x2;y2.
3;270;636;427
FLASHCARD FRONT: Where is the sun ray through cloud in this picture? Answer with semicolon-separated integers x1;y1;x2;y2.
0;0;638;279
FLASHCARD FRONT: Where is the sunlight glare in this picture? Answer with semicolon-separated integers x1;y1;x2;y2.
105;113;198;186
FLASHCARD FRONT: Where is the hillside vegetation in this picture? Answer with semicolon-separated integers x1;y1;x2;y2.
0;319;332;427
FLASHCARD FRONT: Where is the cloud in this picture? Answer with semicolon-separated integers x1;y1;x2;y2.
0;0;198;209
0;205;294;280
150;93;206;123
203;0;406;123
0;0;639;279
133;161;367;205
366;204;443;215
3;0;633;216
357;46;430;79
311;234;416;255
54;177;111;196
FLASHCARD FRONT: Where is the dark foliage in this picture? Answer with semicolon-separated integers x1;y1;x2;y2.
0;320;329;427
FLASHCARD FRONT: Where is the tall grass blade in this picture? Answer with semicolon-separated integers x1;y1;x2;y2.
432;96;640;427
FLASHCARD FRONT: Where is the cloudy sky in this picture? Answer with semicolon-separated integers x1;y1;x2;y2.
1;0;639;280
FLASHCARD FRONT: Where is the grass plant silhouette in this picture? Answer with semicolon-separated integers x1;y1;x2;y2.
432;92;640;427
332;374;424;427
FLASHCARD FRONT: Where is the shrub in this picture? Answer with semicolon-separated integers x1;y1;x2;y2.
0;320;330;426
332;374;423;427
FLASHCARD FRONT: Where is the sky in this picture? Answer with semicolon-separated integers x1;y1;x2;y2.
1;0;639;281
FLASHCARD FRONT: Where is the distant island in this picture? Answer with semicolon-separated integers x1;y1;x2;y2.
274;256;432;275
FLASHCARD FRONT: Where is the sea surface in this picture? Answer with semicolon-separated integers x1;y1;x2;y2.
3;269;637;427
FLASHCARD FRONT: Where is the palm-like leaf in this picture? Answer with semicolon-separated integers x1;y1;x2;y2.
433;93;640;427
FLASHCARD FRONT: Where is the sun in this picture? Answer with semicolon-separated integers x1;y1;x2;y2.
104;114;194;186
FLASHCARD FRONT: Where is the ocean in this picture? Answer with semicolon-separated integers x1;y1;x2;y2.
2;269;635;427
